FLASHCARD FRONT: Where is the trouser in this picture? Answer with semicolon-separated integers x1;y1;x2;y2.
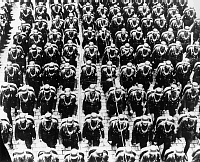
111;136;126;148
42;138;57;148
63;139;79;149
139;138;148;149
87;137;100;146
3;108;12;125
162;139;171;159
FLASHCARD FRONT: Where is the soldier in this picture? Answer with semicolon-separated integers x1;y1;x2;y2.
146;28;161;51
101;61;117;93
141;16;153;38
135;43;151;65
154;15;167;34
51;15;64;35
0;82;17;124
191;146;200;162
177;26;191;52
166;5;179;26
139;145;161;162
167;41;184;68
127;84;147;116
13;148;34;162
82;113;104;146
62;40;79;67
82;12;95;30
115;28;129;49
169;14;184;38
82;84;101;115
136;61;153;91
82;27;95;48
64;28;80;45
132;114;151;148
63;149;85;162
65;12;79;32
25;61;41;96
19;5;34;26
185;42;200;69
154;116;176;159
182;7;196;27
59;117;82;149
108;4;120;21
80;60;97;90
34;16;49;44
108;114;129;148
155;60;174;88
102;43;120;67
165;147;188;162
13;31;28;55
37;148;59;162
16;85;36;117
163;84;181;116
38;112;59;148
161;28;176;45
60;63;76;91
151;41;168;69
120;43;134;66
96;27;111;58
4;62;22;88
191;62;200;85
15;113;36;149
179;82;199;113
63;3;78;19
42;62;60;88
120;63;136;90
115;147;136;162
7;44;25;72
129;27;144;53
152;3;164;20
43;43;60;65
82;2;93;15
18;22;31;38
50;2;63;19
28;44;43;67
0;112;13;149
37;84;57;115
88;148;109;162
35;2;50;20
110;12;125;40
28;29;44;49
96;4;108;20
48;29;63;54
95;14;109;31
177;112;199;154
175;58;191;88
137;3;151;19
126;14;140;33
58;88;77;118
83;42;99;64
147;87;164;124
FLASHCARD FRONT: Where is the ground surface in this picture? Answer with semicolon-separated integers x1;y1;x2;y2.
0;1;200;162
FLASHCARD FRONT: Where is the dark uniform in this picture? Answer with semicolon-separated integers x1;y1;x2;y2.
51;15;64;35
154;15;167;34
126;15;140;33
64;13;79;32
169;14;184;38
82;12;95;30
28;44;43;67
182;7;196;27
154;116;176;159
16;85;36;117
82;113;104;146
42;62;60;88
108;115;129;148
13;32;28;55
146;28;161;51
19;6;34;26
64;28;80;45
60;63;76;91
135;43;151;64
82;84;101;115
141;16;153;38
152;3;165;20
177;112;198;154
37;84;57;115
102;44;120;67
4;62;22;88
191;146;200;162
13;149;34;162
28;30;44;49
101;61;117;93
155;61;174;88
82;27;96;48
132;115;153;149
163;84;181;116
80;60;97;90
120;63;136;90
137;3;151;19
62;40;79;67
83;42;99;64
177;26;191;52
58;88;77;118
115;28;129;49
35;3;50;20
161;28;175;45
120;43;134;66
127;84;147;116
95;15;109;31
50;3;63;19
38;112;59;148
15;113;36;149
0;82;17;124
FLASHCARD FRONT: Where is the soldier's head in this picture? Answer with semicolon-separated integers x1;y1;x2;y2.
175;147;185;161
86;60;92;71
121;28;126;36
136;84;143;98
86;12;92;22
44;112;52;129
70;149;79;161
11;44;17;58
117;13;122;23
69;12;74;21
115;85;122;97
164;60;172;74
19;113;26;124
107;61;113;71
160;41;166;52
149;145;159;160
126;62;133;74
143;61;151;74
48;44;54;54
1;82;10;96
125;43;130;49
96;148;104;158
85;2;91;12
142;3;148;12
89;42;94;52
67;117;74;127
43;84;51;97
54;2;59;12
87;27;92;38
64;88;71;98
154;87;162;101
64;63;70;74
29;61;36;72
191;82;199;95
89;84;96;98
6;61;13;72
91;112;98;123
136;26;142;35
171;84;178;99
55;15;60;22
118;114;125;124
153;28;158;36
141;115;149;127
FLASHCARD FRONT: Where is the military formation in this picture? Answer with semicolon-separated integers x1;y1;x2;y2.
1;0;200;161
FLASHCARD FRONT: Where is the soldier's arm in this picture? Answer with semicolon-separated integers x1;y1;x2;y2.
38;122;42;140
15;123;19;141
4;71;7;82
87;155;95;162
77;125;82;141
125;123;130;140
58;126;63;144
57;97;63;114
82;122;87;139
52;93;57;110
100;122;105;139
36;92;41;108
16;93;20;111
31;123;36;140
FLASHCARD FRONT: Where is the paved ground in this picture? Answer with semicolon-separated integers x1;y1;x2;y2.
0;1;200;162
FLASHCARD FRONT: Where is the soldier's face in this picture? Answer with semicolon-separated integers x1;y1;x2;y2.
20;118;26;124
48;47;53;54
90;90;95;98
30;67;36;74
171;90;177;98
117;17;121;23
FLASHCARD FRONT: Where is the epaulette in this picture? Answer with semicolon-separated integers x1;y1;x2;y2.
177;29;187;36
39;85;56;93
109;116;118;124
178;114;188;124
164;148;175;160
26;64;41;71
139;146;150;161
43;62;59;70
